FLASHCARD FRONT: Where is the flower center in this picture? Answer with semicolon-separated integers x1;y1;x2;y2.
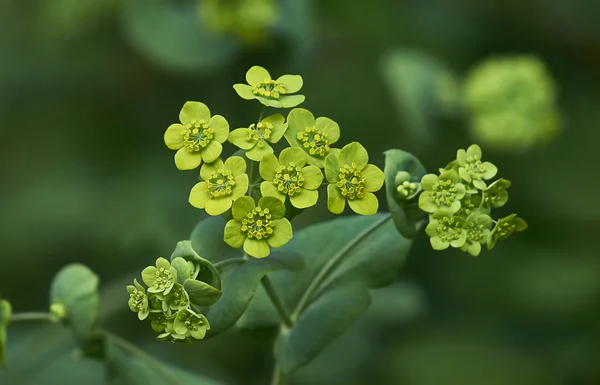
273;163;304;196
436;217;463;242
458;195;476;216
397;181;417;198
336;163;365;200
466;222;485;242
245;122;273;147
184;120;214;152
206;170;235;198
154;267;173;290
169;287;188;308
465;156;487;180
252;79;286;99
297;126;330;157
129;289;146;311
241;207;274;240
495;221;516;239
430;179;458;206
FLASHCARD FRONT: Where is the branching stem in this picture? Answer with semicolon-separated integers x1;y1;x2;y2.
10;312;54;322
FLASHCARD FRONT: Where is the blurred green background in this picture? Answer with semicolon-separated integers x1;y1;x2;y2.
1;0;600;384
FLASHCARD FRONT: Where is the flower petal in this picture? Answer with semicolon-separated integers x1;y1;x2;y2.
338;142;369;167
244;238;271;258
324;153;341;182
348;192;378;215
279;95;306;108
315;117;340;144
268;218;293;248
279;147;307;167
205;197;233;216
247;142;274;161
259;153;280;180
263;114;287;143
420;174;439;190
258;196;286;218
256;97;284;108
231;174;249;199
246;65;271;85
209;115;229;143
430;236;450;250
483;162;498;179
175;148;202;170
302;165;324;189
306;154;325;168
180;101;210;125
467;144;482;159
290;189;318;209
418;192;437;213
361;164;384;192
456;149;467;165
224;220;246;248
287;108;315;136
141;266;158;287
277;74;303;93
467;241;481;256
233;84;256;100
232;196;255;220
425;220;439;237
164;124;185;150
201;141;222;163
189;182;210;209
224;156;247;176
260;181;285;201
327;184;346;214
229;128;256;150
200;158;224;180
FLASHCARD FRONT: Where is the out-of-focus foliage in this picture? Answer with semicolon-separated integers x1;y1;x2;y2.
2;0;600;384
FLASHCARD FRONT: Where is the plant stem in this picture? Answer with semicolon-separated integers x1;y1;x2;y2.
258;106;267;123
270;363;287;385
261;275;293;328
214;257;247;270
102;330;180;385
10;312;54;322
291;213;392;319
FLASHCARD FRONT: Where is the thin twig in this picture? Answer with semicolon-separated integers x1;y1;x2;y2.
261;275;293;328
10;312;54;322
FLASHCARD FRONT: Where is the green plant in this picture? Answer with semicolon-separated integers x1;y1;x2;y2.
0;65;526;383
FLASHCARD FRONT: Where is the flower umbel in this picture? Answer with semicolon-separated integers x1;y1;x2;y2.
172;308;210;341
457;144;498;190
127;279;150;320
141;258;178;295
488;214;528;249
285;108;341;168
164;102;229;170
224;196;293;258
260;147;323;209
233;66;305;108
461;212;492;256
228;114;287;161
419;169;466;213
325;142;384;215
425;210;467;250
189;156;249;216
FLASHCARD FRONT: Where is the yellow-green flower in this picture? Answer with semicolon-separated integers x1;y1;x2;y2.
173;308;210;341
164;101;229;170
461;212;492;256
141;258;178;295
324;142;384;215
228;114;287;161
285;108;341;168
259;147;323;209
418;170;466;214
224;196;292;258
487;214;528;250
127;279;150;320
425;210;467;250
233;66;305;108
189;156;249;216
457;144;498;190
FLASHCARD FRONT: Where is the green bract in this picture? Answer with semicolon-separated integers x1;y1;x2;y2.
223;196;293;258
127;279;150;320
233;66;305;108
189;156;249;216
324;142;384;215
260;147;324;209
165;283;190;311
285;108;341;168
487;214;528;249
425;210;467;250
457;144;498;190
173;308;210;341
141;258;178;295
461;212;492;256
228;114;287;161
164;101;230;170
418;169;466;213
483;178;510;208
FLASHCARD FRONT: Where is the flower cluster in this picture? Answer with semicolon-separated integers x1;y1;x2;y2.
163;66;384;258
127;257;219;342
463;55;560;152
418;144;527;256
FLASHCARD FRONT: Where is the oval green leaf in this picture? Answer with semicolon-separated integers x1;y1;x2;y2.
183;279;222;307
